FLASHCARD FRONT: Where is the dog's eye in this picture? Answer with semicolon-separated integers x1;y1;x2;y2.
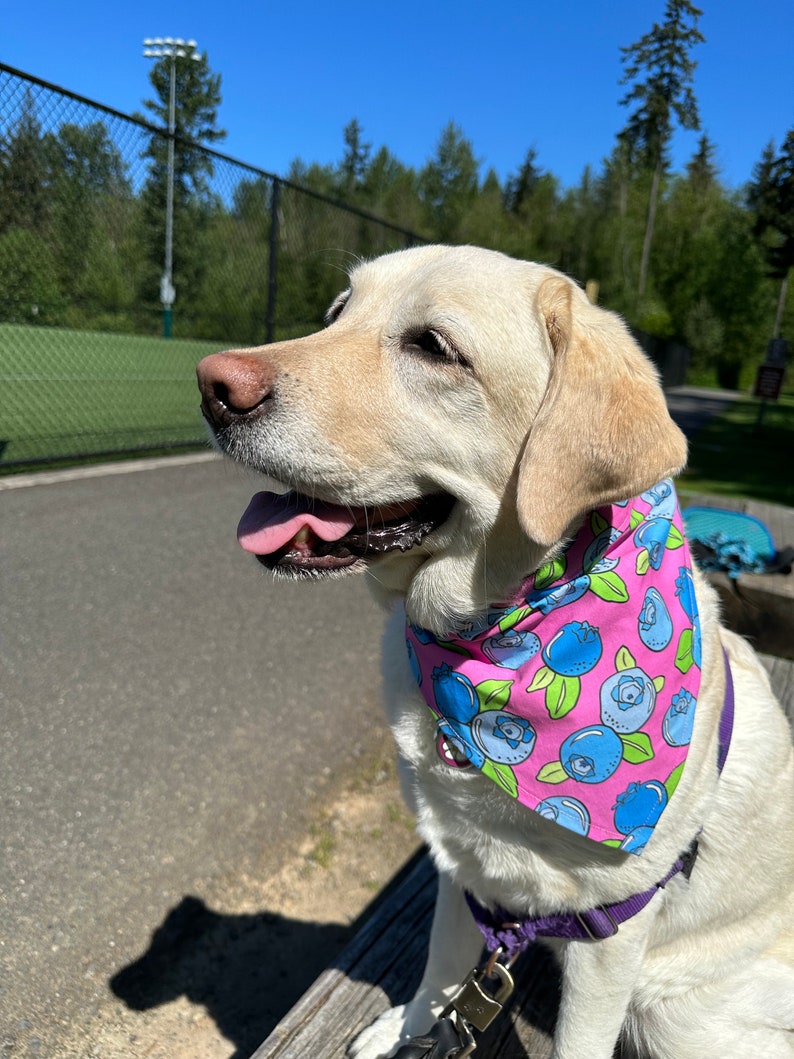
404;329;469;369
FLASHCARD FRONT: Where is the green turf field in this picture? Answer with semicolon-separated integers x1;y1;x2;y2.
0;323;222;468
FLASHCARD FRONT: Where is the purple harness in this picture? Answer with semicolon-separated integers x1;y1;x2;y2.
466;651;734;952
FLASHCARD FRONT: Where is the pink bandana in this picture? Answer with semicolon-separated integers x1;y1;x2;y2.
406;480;701;855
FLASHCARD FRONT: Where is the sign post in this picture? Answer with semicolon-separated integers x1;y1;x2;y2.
753;338;788;431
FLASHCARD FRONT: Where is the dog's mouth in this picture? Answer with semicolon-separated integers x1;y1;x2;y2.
237;490;456;575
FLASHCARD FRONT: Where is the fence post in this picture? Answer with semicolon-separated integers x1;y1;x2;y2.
266;177;281;344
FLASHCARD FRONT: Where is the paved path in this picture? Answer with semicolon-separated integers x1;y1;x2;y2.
1;455;390;1054
663;385;742;440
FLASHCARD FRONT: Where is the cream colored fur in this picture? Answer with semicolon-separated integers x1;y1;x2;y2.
208;246;794;1058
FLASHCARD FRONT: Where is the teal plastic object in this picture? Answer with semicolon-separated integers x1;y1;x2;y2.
682;507;775;578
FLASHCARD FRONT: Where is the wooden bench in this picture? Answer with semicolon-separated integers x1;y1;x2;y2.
252;655;794;1059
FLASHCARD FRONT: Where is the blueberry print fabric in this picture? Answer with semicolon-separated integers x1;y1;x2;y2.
406;480;701;856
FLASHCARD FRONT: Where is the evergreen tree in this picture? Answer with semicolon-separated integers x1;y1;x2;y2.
339;118;371;198
44;121;130;307
748;129;794;335
0;90;50;235
619;0;704;305
503;147;544;214
419;122;480;242
139;50;226;197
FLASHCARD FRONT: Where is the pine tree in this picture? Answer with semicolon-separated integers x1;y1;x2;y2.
339;119;371;198
419;123;480;242
748;129;794;336
619;0;704;306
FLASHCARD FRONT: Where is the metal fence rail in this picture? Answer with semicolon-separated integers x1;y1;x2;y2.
0;64;424;469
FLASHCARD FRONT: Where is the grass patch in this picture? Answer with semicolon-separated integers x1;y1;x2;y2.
0;323;220;468
680;395;794;506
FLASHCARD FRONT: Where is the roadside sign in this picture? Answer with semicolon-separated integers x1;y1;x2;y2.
753;364;786;402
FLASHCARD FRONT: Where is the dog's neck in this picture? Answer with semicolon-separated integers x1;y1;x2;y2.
369;510;569;637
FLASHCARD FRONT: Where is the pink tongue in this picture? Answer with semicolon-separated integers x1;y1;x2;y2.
237;491;358;555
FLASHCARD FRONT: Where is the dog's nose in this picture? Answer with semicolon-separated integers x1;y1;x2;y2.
196;352;275;428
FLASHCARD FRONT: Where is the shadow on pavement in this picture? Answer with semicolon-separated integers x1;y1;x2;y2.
110;896;354;1059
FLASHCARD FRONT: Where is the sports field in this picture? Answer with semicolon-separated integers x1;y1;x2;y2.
0;324;222;468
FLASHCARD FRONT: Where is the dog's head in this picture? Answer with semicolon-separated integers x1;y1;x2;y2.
197;245;686;632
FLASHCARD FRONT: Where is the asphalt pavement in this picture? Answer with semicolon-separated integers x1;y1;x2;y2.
1;454;390;1054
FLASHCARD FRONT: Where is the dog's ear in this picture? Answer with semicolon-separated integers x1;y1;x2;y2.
517;275;687;547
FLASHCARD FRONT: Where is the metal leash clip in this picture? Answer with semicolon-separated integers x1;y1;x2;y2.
390;952;514;1058
442;952;515;1045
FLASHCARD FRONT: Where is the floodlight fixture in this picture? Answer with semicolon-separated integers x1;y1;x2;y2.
142;35;201;336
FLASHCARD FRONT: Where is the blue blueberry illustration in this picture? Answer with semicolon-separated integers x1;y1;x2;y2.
638;587;674;652
432;664;478;724
542;620;603;676
583;528;622;573
634;517;671;570
483;630;541;670
406;639;422;686
691;621;702;669
436;719;485;769
613;780;668;834
409;623;437;645
527;575;590;614
454;606;518;641
674;566;698;622
535;796;590;836
600;668;657;733
662;689;697;746
619;825;655;854
641;480;677;520
560;725;623;784
471;710;536;765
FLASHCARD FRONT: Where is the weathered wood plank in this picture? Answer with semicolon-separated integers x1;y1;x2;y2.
251;852;436;1058
763;654;794;726
251;656;794;1059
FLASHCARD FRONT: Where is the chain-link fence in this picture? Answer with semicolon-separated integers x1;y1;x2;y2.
0;64;424;469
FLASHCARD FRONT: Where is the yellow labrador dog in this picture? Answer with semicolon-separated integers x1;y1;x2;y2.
197;246;794;1059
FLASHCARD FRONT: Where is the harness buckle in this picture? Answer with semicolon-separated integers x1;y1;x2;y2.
575;904;620;940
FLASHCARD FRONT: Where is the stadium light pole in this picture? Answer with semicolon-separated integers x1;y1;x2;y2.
142;37;201;338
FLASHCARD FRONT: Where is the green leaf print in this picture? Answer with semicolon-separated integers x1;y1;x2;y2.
675;629;695;673
664;762;686;800
589;571;629;603
619;732;655;764
437;639;473;658
499;606;533;633
590;510;609;536
615;646;636;672
534;555;567;591
482;759;519;798
636;549;651;576
476;678;514;712
666;525;684;550
630;509;645;530
545;674;581;719
536;760;569;784
527;666;556;693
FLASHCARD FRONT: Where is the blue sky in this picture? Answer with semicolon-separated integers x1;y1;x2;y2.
3;1;792;191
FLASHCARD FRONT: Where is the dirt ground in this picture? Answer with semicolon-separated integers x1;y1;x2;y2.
55;752;420;1059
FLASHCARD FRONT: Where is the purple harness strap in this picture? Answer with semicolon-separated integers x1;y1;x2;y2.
466;649;735;953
